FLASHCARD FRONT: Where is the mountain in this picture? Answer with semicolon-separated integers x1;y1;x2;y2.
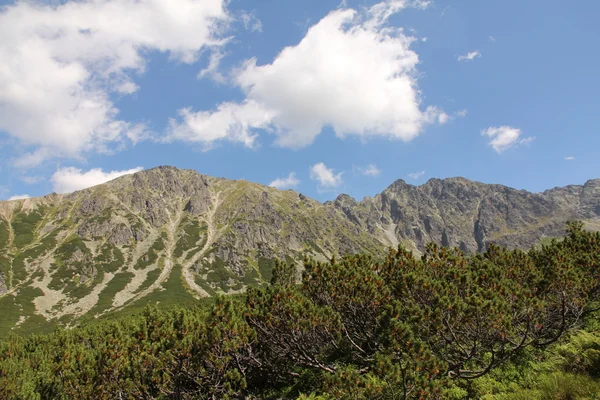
0;166;599;337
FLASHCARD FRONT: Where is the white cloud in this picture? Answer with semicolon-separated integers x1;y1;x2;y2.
239;10;263;32
489;36;496;42
269;172;300;190
20;176;44;185
407;170;425;179
519;136;536;146
197;50;227;84
437;111;450;124
51;166;143;194
167;100;272;149
0;0;230;167
458;51;481;62
565;156;576;161
168;0;444;149
310;162;343;190
355;164;381;177
481;126;534;153
8;194;30;201
456;109;468;117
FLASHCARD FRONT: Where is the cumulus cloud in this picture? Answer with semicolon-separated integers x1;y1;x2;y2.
269;172;300;190
51;166;143;193
8;194;30;201
167;101;273;149
458;51;481;61
481;126;534;153
456;109;468;117
310;162;343;190
565;156;576;161
355;164;381;177
0;0;230;167
407;170;425;179
168;0;444;149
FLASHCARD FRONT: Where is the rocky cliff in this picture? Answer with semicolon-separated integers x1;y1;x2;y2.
0;166;598;336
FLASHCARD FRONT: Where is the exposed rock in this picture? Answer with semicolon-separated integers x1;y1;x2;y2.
0;166;598;328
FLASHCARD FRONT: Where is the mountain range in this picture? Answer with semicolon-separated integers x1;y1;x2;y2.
1;166;599;337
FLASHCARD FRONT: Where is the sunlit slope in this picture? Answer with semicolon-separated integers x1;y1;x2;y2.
0;166;598;337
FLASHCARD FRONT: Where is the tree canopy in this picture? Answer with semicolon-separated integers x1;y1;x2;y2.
1;222;599;399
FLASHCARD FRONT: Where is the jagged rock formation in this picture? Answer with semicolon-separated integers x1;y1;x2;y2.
334;177;600;254
0;166;598;336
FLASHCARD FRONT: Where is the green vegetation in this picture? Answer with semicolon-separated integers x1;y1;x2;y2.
200;255;265;293
89;271;135;315
11;230;59;285
173;218;207;258
134;233;165;270
0;256;10;289
1;222;599;399
0;220;9;249
11;210;44;249
0;285;45;339
96;243;125;273
48;235;93;293
126;263;197;311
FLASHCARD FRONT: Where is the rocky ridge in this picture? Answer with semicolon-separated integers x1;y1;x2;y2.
0;166;598;336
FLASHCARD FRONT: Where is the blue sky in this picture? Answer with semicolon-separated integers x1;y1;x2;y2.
0;0;598;202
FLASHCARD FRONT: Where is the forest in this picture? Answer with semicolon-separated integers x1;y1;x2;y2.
1;222;599;399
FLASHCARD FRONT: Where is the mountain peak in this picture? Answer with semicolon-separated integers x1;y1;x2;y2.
0;171;599;337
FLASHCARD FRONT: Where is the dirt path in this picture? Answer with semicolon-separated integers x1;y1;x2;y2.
181;190;223;298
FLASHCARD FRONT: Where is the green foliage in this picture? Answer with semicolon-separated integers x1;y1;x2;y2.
0;220;9;249
258;256;275;282
0;256;11;288
134;234;165;270
11;210;43;249
1;222;600;399
90;271;135;315
173;218;207;259
201;256;264;293
0;286;45;339
95;242;124;273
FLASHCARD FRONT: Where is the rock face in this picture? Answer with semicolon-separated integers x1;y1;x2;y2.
332;177;600;255
0;166;598;335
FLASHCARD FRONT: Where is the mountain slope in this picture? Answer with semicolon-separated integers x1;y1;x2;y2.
0;166;598;337
333;177;600;254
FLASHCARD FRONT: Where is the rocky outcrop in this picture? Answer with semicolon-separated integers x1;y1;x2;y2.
0;166;598;328
331;177;600;254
